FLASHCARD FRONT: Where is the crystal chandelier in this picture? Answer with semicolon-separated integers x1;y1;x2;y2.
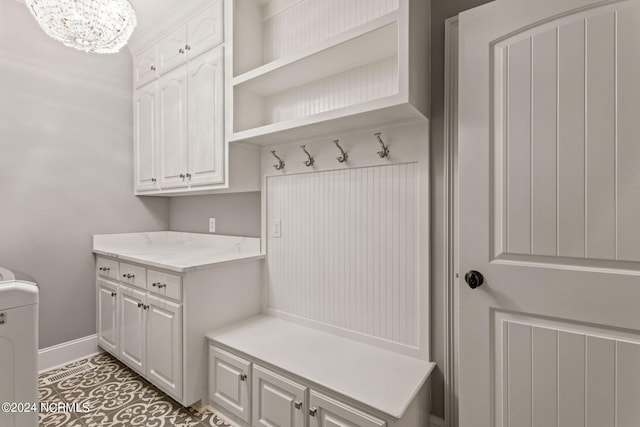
25;0;137;54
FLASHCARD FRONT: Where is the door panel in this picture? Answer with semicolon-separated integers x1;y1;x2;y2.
97;279;118;354
187;47;224;186
253;365;306;427
309;391;385;427
158;66;188;189
146;295;182;400
187;1;224;58
134;82;158;192
209;346;251;422
158;26;187;74
119;285;146;374
458;1;640;426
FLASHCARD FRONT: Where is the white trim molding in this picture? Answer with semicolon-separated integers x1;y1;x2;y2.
38;334;102;374
443;16;460;427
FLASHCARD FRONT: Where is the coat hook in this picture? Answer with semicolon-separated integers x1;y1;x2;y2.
270;150;285;170
301;145;314;167
374;132;390;158
333;140;348;163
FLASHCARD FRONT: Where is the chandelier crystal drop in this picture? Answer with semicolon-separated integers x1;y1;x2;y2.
25;0;137;54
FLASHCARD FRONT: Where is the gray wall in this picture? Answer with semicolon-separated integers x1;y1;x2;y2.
430;0;492;418
0;0;169;349
169;193;261;237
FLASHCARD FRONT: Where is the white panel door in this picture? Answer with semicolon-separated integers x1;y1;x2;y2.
209;346;251;423
119;285;146;374
187;47;224;186
458;1;640;426
158;26;187;75
186;1;224;59
97;279;118;354
134;82;158;192
133;44;158;88
158;66;188;189
146;295;182;400
252;365;306;427
309;391;385;427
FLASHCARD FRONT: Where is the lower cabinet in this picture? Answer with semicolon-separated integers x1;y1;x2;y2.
210;346;251;422
146;295;182;399
119;285;147;374
96;278;118;354
209;345;386;427
253;365;306;427
310;391;386;427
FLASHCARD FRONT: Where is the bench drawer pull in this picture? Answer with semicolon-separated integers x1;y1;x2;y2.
309;407;317;417
294;401;302;410
240;374;247;382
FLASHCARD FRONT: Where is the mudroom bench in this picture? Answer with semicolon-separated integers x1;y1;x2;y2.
206;316;435;427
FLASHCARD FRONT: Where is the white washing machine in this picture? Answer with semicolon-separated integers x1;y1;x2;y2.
0;267;38;427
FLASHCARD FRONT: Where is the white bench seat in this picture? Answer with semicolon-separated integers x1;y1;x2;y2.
206;315;435;419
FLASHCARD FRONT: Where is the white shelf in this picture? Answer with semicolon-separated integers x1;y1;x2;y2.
229;99;425;146
228;0;429;145
233;14;399;96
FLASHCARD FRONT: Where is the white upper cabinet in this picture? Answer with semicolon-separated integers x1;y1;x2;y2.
133;45;158;88
228;0;429;145
187;48;225;186
187;1;224;59
158;26;189;75
130;0;260;196
158;65;189;189
134;82;158;192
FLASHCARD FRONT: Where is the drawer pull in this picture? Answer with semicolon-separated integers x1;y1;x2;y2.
240;374;247;382
123;273;135;279
158;283;167;289
309;407;317;417
294;401;302;410
152;282;159;287
99;267;110;272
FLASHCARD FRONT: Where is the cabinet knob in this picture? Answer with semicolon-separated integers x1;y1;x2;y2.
137;302;143;308
186;173;192;179
294;401;302;410
99;267;104;271
151;178;157;183
143;305;149;310
185;44;191;51
150;65;156;71
111;292;116;297
309;407;317;417
240;374;247;382
179;173;186;179
179;48;185;54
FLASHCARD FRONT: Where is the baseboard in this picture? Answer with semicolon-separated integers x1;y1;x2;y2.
431;414;445;427
38;334;102;374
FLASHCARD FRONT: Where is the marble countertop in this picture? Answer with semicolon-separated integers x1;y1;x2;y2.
93;232;264;273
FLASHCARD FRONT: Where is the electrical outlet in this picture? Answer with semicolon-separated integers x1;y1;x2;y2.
272;219;281;238
209;218;216;233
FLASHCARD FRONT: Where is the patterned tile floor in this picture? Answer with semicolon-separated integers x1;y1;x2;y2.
39;352;233;427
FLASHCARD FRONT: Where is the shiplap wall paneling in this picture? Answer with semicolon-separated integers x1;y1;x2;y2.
495;1;640;263
495;315;640;427
266;163;420;351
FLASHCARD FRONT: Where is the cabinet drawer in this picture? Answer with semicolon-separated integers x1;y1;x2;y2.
310;391;386;427
134;44;158;88
210;345;251;423
96;257;119;281
147;270;182;301
253;365;307;427
119;262;146;289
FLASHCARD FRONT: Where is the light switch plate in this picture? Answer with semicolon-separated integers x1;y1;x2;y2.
209;218;216;233
272;219;281;238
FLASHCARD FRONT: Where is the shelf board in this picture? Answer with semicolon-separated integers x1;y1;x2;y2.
228;97;427;146
232;13;399;97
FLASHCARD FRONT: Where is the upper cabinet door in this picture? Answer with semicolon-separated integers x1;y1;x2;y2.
187;1;224;59
158;26;188;75
134;82;158;193
158;66;189;189
133;45;158;88
187;47;224;186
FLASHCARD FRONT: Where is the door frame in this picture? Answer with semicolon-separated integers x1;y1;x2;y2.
443;15;460;427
